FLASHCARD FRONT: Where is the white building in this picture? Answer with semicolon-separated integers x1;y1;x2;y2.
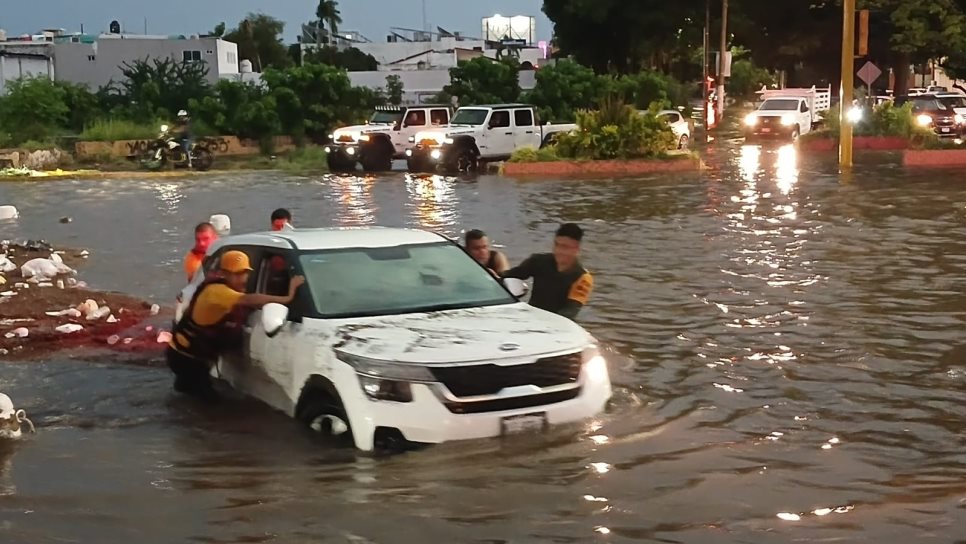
348;69;538;106
0;41;55;94
52;33;239;88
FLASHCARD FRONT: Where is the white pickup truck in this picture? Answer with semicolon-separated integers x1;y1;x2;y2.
325;105;452;172
744;85;832;140
405;104;576;174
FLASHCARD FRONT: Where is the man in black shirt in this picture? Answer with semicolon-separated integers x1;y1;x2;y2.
502;223;593;320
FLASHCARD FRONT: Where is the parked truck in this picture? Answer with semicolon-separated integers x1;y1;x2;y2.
744;85;832;140
325;105;453;172
405;104;576;174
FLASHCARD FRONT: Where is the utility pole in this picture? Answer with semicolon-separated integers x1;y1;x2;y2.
716;0;728;121
840;0;855;168
703;0;710;127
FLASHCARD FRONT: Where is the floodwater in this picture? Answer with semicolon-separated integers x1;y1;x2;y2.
1;132;965;542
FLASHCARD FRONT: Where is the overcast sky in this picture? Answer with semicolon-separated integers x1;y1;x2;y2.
1;0;553;42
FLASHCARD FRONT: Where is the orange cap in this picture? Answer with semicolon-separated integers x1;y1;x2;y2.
220;250;253;273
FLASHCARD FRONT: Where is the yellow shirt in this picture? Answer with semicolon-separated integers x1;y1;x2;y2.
170;283;245;353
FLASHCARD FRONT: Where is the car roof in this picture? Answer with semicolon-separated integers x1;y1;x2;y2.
458;104;532;110
211;227;449;252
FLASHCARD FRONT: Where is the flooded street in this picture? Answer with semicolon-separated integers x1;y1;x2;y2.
1;133;965;542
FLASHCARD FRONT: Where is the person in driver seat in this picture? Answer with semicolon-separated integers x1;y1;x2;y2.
166;250;305;401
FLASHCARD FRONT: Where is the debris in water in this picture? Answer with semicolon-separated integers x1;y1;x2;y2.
150;304;160;316
106;314;118;323
4;327;29;339
0;205;18;220
156;331;172;344
59;217;72;224
55;324;84;334
106;335;120;346
87;306;111;321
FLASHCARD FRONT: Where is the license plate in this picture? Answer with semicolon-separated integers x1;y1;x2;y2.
501;413;547;435
942;128;951;133
761;128;771;133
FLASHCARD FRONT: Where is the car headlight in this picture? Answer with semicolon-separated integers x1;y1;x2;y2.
917;114;933;126
744;114;758;127
336;351;435;382
781;114;796;126
358;375;413;402
358;134;370;142
956;114;964;124
430;149;442;160
583;346;610;384
346;147;356;156
443;137;455;145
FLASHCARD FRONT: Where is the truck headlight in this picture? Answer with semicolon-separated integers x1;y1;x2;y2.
846;106;862;123
430;149;442;160
744;114;758;127
956;114;964;124
583;346;610;384
780;114;796;126
346;147;356;156
917;114;933;126
443;137;455;145
358;134;370;142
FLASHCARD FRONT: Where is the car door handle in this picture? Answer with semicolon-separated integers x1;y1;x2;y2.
525;130;534;134
504;132;513;135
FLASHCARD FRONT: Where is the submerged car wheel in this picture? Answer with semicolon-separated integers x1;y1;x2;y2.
297;391;354;446
326;153;356;173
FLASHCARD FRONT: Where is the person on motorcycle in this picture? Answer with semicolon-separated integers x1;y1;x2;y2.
174;110;193;168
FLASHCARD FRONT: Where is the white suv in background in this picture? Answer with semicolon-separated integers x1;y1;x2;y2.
176;227;612;451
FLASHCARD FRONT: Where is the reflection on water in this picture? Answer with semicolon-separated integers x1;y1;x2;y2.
1;139;965;542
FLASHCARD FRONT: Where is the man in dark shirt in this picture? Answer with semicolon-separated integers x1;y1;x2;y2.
502;223;594;320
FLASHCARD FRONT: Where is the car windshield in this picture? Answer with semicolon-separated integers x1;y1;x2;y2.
370;111;402;124
298;242;515;319
938;96;966;108
451;109;489;125
759;99;800;111
904;97;946;112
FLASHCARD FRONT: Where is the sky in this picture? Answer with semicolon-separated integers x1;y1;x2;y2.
0;0;553;42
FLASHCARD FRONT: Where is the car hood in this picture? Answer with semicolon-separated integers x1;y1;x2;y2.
320;303;592;364
333;123;392;136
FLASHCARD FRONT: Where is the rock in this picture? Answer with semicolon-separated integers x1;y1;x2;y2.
209;214;231;235
21;258;71;279
0;256;15;273
4;327;28;339
76;299;98;316
45;308;82;318
37;282;53;288
106;314;118;323
0;206;18;221
86;306;111;321
0;276;5;286
0;291;17;297
0;348;8;356
78;250;90;258
106;335;120;345
122;338;133;345
49;253;63;264
150;304;160;316
14;283;27;289
59;217;72;224
56;280;64;289
55;324;83;334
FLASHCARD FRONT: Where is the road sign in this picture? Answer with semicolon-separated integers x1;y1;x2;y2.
857;61;882;86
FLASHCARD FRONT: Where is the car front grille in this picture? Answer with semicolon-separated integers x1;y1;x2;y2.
430;352;583;397
442;387;582;414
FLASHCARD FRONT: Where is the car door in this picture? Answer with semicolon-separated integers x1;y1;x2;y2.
401;108;428;145
513;108;539;149
798;100;810;133
243;249;300;411
484;110;513;158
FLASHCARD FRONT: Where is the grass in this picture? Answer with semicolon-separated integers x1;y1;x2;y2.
275;145;330;173
79;119;161;142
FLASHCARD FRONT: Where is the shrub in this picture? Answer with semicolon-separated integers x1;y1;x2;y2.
0;77;69;145
80;119;161;141
555;97;676;160
509;146;539;163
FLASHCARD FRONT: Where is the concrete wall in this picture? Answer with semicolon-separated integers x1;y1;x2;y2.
75;135;296;159
0;43;55;94
53;35;238;89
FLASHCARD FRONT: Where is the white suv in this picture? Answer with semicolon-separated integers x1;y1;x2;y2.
176;227;612;451
325;106;452;173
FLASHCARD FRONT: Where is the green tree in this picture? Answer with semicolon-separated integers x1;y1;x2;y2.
316;0;343;39
727;56;776;99
303;46;378;71
0;77;69;144
108;58;211;122
210;22;226;38
442;57;521;106
385;74;404;106
225;14;294;72
190;80;281;149
261;63;377;142
524;60;606;122
56;81;105;133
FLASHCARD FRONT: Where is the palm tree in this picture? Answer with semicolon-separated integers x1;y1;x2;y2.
316;0;343;44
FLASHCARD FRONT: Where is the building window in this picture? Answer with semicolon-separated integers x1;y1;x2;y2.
87;55;96;62
182;50;202;62
227;52;237;65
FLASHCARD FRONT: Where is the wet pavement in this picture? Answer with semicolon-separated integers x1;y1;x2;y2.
1;130;965;542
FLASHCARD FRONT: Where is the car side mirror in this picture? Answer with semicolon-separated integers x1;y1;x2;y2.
503;278;529;298
262;303;289;337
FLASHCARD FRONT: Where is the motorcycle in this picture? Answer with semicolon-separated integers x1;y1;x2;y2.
140;124;214;172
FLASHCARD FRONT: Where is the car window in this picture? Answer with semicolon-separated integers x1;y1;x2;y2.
514;109;534;127
257;251;292;297
489;111;511;128
760;99;801;111
800;102;808;113
298;242;515;319
430;109;449;125
404;109;426;127
659;112;680;123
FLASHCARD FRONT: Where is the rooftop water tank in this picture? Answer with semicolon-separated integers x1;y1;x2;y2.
240;59;253;73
